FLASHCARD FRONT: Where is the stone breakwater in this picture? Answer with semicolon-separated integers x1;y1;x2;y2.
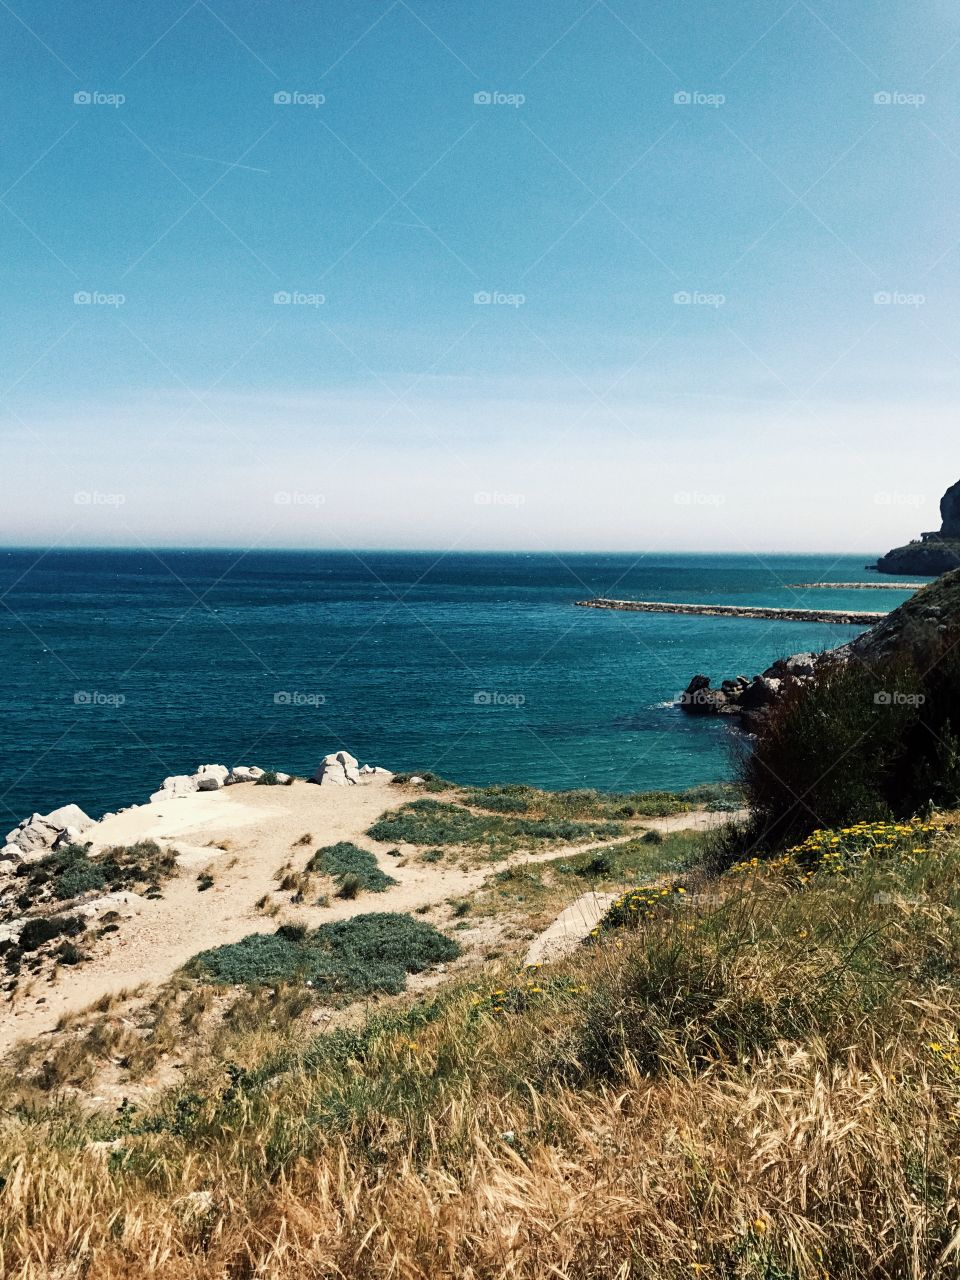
574;598;884;625
788;581;922;591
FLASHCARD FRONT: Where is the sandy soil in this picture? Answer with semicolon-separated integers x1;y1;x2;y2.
0;782;742;1053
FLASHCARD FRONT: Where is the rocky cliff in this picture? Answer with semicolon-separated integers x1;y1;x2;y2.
874;478;960;574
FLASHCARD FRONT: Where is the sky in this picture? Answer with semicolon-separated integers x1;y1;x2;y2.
1;0;958;552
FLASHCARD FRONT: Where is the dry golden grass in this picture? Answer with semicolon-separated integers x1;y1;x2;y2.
1;817;959;1278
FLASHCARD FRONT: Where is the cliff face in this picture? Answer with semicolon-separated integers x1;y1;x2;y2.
874;477;960;575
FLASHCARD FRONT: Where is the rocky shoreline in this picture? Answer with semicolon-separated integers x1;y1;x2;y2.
679;569;959;731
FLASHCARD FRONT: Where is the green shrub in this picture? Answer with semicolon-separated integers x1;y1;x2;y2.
23;840;178;910
19;914;84;953
187;913;460;995
738;640;960;855
306;842;397;893
255;771;282;786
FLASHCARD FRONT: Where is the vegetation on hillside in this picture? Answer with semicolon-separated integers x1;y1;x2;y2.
1;813;959;1277
734;640;960;857
367;797;624;855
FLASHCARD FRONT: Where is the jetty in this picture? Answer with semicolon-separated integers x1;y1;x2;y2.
788;581;921;591
575;598;885;625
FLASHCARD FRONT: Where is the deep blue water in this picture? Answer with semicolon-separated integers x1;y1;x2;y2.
0;549;927;824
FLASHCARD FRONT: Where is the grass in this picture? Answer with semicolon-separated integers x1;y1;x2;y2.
461;780;740;819
463;830;703;930
306;841;398;893
186;912;460;996
2;814;959;1276
367;798;624;856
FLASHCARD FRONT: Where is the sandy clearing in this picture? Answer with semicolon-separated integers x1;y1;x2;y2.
0;786;743;1053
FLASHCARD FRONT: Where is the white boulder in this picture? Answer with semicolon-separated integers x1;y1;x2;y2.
359;764;394;783
153;775;200;802
226;766;256;784
196;764;229;791
4;804;95;857
314;750;361;787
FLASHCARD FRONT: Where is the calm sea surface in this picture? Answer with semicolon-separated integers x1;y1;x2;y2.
0;549;926;823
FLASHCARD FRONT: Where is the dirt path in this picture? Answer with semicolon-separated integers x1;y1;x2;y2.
0;785;741;1052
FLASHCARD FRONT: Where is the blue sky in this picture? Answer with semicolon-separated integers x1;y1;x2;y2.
1;0;958;550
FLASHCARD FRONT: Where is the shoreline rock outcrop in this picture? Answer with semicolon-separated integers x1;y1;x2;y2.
874;478;960;575
3;804;95;864
681;569;960;730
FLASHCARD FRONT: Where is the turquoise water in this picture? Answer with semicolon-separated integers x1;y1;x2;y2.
0;550;926;822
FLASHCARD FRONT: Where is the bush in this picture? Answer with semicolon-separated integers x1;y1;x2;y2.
255;771;283;786
306;842;397;893
19;914;84;953
187;913;460;995
27;840;177;906
738;641;960;854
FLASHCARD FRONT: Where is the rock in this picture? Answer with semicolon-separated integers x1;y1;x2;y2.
409;775;425;785
4;804;94;856
273;772;292;784
941;479;960;538
154;775;199;801
314;751;361;786
44;804;95;833
226;766;256;784
783;652;817;677
77;891;145;919
876;477;960;574
0;859;16;877
195;764;229;791
358;764;394;783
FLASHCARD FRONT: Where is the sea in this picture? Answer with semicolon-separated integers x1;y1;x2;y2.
0;549;927;824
